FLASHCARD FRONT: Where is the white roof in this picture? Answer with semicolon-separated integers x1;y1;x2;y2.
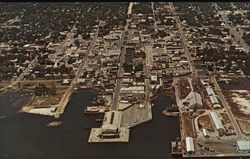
102;124;118;131
209;96;219;104
121;86;144;91
210;112;224;131
237;140;250;151
63;79;70;83
205;86;215;96
77;79;85;82
202;129;209;136
185;137;195;152
213;104;221;108
151;75;157;81
186;92;203;107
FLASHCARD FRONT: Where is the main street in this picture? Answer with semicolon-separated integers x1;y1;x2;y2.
111;2;133;110
151;2;157;32
111;21;128;110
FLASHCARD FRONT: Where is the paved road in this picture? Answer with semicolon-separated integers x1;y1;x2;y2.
112;23;128;110
144;45;152;108
211;75;245;139
50;21;78;61
151;2;158;32
127;2;133;15
169;2;197;77
112;3;133;110
55;21;101;117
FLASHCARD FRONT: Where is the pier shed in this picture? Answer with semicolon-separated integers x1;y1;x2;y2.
236;140;250;153
185;137;195;153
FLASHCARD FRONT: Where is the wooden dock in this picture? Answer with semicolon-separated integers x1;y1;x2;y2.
84;106;110;115
163;110;180;116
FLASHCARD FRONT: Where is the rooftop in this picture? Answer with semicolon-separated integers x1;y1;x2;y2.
237;140;250;151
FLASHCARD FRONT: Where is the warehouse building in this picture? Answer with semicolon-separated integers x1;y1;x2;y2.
209;96;222;108
209;112;225;134
205;86;216;96
185;137;195;154
185;92;203;109
209;96;219;104
236;140;250;153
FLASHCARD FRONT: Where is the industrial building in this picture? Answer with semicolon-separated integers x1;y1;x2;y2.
185;137;195;153
185;92;203;109
202;128;209;137
209;112;225;133
204;85;222;109
120;86;145;100
209;95;219;104
236;140;250;153
205;86;215;96
209;96;222;108
213;103;222;109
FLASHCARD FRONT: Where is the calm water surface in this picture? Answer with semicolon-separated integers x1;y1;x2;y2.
0;89;180;159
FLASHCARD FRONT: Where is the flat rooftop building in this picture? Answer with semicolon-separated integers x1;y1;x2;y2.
237;140;250;153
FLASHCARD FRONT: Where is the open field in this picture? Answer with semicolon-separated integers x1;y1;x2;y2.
197;114;214;132
219;77;250;90
177;78;191;100
29;91;65;106
0;81;12;89
224;90;250;135
237;119;250;135
18;80;67;90
182;113;196;137
19;80;70;107
203;98;212;109
220;113;234;131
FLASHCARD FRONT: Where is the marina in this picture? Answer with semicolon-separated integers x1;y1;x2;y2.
0;89;180;159
0;2;250;159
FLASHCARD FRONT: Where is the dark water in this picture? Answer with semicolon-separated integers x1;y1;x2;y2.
0;89;179;159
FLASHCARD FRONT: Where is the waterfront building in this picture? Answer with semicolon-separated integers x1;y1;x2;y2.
185;137;195;154
236;140;250;153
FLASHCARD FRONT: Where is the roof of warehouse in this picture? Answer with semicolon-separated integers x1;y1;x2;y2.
237;140;250;150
